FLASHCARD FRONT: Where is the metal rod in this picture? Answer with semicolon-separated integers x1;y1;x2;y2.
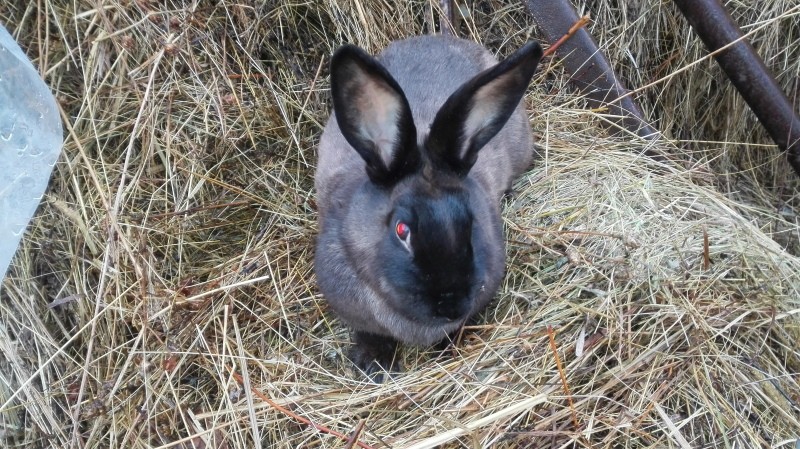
523;0;657;140
673;0;800;176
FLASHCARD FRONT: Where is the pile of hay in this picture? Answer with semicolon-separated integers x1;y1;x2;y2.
1;1;798;448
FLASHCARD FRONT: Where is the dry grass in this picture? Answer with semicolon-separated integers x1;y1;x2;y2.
1;0;799;448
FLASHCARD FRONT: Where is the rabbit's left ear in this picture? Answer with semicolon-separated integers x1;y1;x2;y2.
330;45;420;186
427;42;542;177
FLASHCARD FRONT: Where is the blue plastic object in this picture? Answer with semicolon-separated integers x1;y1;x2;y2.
0;24;63;280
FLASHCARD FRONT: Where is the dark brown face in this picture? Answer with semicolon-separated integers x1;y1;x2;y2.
382;186;475;324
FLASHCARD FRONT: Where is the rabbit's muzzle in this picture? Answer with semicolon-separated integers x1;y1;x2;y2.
432;292;471;321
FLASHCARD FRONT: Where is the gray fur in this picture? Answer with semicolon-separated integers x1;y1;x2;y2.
314;35;539;373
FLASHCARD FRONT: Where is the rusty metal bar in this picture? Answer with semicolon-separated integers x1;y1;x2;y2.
673;0;800;176
523;0;657;140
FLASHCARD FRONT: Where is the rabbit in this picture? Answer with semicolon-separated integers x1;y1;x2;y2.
314;34;542;379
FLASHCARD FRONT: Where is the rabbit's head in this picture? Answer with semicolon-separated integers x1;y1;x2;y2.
378;178;476;322
325;41;542;326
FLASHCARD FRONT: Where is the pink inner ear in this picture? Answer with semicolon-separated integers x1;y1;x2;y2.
463;73;515;144
352;72;402;166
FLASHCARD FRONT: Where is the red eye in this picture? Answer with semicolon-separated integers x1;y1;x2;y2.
395;221;410;240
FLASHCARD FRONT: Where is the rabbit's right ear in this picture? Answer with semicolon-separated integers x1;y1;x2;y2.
427;42;542;177
330;45;420;186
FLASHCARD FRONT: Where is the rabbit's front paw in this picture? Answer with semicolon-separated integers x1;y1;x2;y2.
350;331;402;382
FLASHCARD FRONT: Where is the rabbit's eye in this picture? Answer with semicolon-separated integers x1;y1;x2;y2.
395;221;411;241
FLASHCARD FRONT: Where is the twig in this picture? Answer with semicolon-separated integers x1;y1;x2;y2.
344;420;367;449
547;326;580;431
542;15;590;57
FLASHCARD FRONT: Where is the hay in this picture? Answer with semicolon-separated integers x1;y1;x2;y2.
582;0;800;253
1;1;799;448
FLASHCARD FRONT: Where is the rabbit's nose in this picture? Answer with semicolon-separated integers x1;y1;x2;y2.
434;294;468;320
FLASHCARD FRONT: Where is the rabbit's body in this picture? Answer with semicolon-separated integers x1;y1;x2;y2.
315;35;541;377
